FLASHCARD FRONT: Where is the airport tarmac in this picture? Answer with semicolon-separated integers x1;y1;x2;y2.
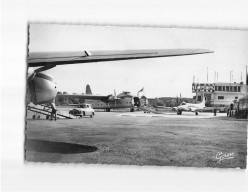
25;110;247;169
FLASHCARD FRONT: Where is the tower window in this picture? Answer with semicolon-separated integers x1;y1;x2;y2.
218;96;224;100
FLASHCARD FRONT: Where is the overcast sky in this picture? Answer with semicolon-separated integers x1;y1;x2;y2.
29;24;248;98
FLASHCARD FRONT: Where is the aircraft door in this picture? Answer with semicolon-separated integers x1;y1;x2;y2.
133;97;140;107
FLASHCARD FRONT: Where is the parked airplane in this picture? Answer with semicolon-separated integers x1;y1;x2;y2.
172;94;206;115
27;49;213;106
60;85;147;112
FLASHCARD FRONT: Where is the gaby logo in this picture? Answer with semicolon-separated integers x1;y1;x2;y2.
214;152;234;164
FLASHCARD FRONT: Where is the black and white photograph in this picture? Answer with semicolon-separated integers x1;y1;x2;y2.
2;0;248;192
26;23;247;168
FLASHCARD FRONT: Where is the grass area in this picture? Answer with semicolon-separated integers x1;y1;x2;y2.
25;111;247;169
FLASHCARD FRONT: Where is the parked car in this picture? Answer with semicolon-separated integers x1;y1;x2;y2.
69;103;95;118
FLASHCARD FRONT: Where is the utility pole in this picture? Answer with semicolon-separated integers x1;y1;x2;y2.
207;67;208;83
246;66;248;85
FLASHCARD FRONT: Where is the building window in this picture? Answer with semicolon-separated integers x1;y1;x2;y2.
230;86;233;92
197;96;201;101
226;86;229;91
218;86;222;91
234;86;237;92
238;86;240;92
215;86;217;91
218;96;224;99
223;86;225;91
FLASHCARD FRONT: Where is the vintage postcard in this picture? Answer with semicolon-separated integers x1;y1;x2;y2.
26;24;247;169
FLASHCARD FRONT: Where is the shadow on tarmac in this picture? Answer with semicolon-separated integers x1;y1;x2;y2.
25;139;98;154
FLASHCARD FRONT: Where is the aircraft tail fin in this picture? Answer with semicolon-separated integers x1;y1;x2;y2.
86;84;92;94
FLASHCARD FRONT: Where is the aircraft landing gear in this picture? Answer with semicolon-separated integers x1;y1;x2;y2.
106;108;111;112
130;108;134;112
32;113;41;119
177;111;182;115
195;112;198;116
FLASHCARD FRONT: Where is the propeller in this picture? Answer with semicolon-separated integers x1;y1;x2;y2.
108;89;121;108
27;65;57;81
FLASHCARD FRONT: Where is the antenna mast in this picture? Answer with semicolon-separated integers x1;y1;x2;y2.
207;67;208;83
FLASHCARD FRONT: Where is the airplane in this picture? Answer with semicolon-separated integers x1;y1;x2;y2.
172;94;206;115
58;85;148;112
27;49;213;107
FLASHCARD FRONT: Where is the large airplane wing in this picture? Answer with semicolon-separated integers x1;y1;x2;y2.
28;49;213;67
57;94;110;101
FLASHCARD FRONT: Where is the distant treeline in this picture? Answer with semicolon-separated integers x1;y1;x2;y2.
56;91;86;106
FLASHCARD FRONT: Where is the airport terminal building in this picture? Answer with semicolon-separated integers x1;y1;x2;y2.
192;82;248;111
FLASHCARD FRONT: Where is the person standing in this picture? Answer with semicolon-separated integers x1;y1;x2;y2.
50;100;57;120
227;108;230;117
214;107;217;116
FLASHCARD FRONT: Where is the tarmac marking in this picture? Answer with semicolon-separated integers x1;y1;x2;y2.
116;113;226;119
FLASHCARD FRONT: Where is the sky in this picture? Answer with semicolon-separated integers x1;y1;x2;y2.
29;24;248;98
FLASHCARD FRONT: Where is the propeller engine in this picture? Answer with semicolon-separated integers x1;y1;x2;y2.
27;68;57;104
108;90;121;107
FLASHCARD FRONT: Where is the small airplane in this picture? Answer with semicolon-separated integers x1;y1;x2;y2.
27;49;213;107
58;85;148;112
172;94;206;115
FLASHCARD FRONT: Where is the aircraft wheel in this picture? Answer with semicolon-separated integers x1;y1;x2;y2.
92;112;94;115
83;111;85;116
130;108;134;112
195;112;198;116
32;115;36;119
46;115;49;120
90;115;93;118
37;115;40;119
